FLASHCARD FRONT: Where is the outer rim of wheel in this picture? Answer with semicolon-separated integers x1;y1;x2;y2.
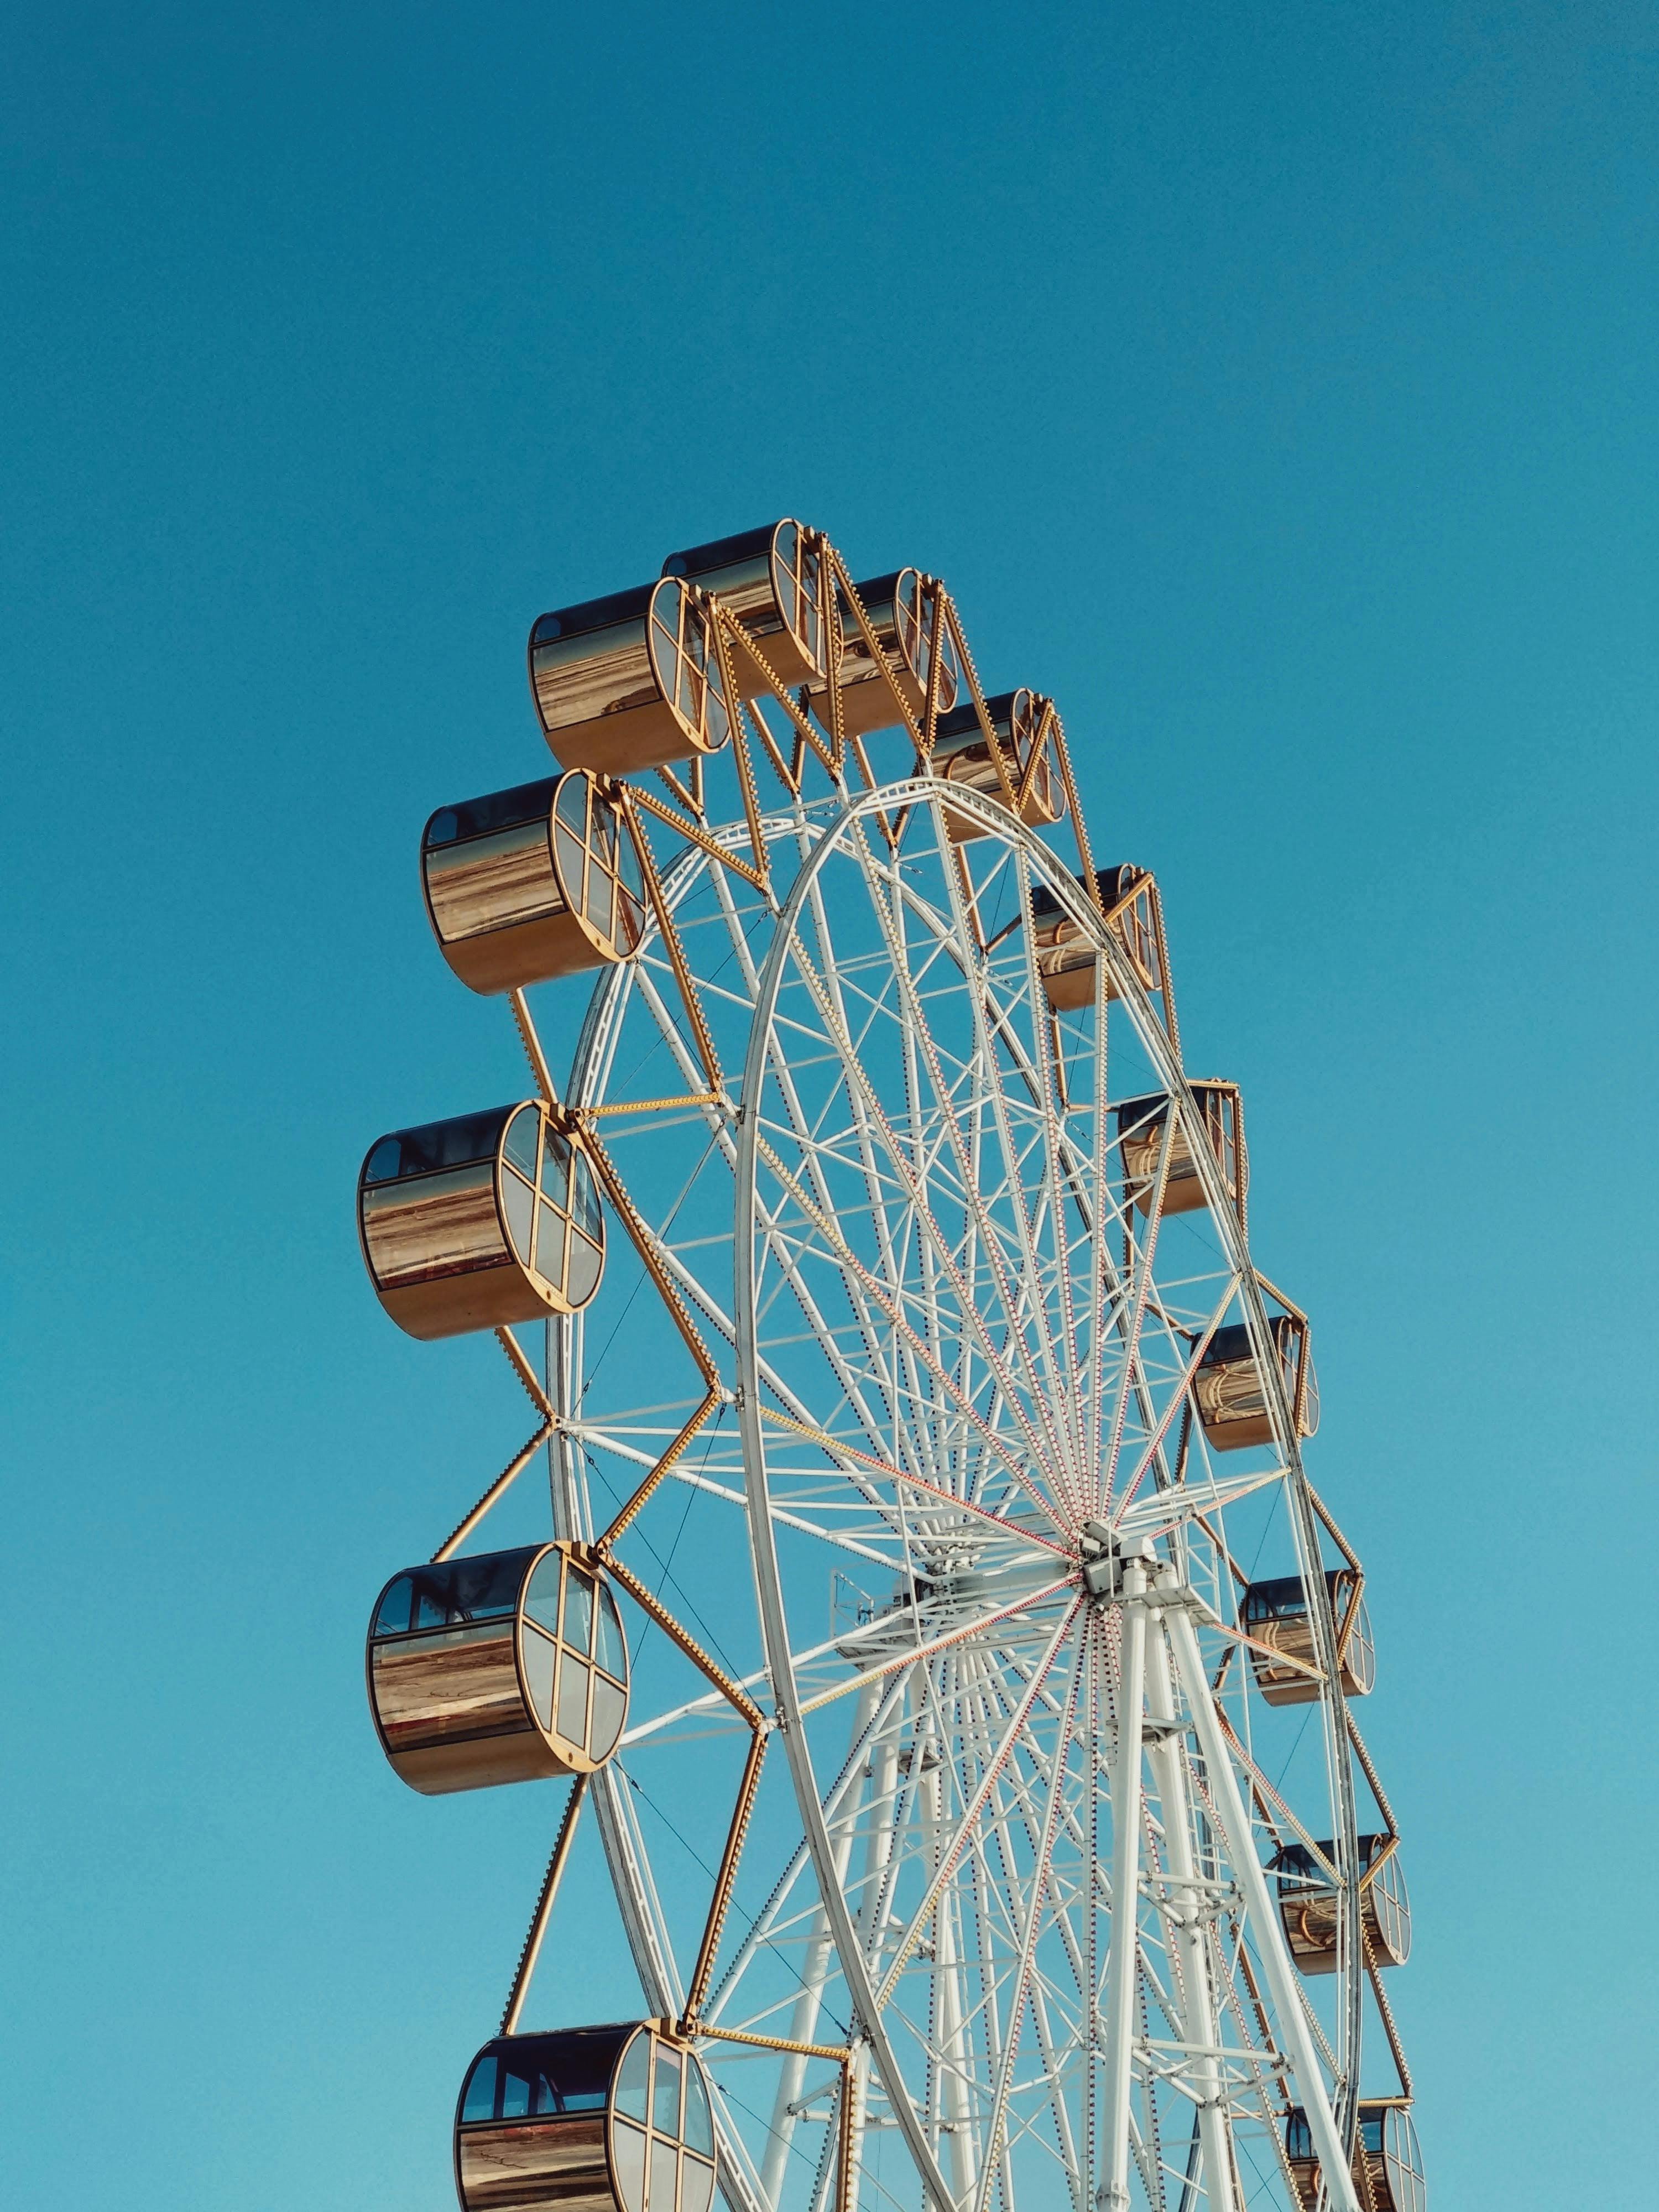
553;773;1364;2208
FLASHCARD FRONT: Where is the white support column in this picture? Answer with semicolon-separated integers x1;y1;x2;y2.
761;1681;876;2204
1145;1610;1237;2212
1100;1558;1149;2211
1164;1590;1360;2212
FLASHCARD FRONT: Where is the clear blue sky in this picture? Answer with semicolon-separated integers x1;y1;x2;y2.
3;4;1655;2206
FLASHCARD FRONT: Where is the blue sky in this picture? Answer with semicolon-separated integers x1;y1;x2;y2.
3;4;1655;2207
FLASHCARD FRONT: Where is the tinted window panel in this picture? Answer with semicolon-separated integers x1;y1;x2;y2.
378;1108;514;1180
374;1575;413;1636
462;2055;498;2124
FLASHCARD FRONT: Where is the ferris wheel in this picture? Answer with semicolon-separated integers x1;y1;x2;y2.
354;522;1425;2212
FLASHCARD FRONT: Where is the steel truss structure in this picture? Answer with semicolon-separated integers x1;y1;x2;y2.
359;526;1422;2212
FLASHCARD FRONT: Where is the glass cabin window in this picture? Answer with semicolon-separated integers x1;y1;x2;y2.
375;1576;414;1635
566;1232;603;1310
613;2121;647;2212
463;2056;498;2123
378;1550;536;1640
566;1571;594;1657
365;1137;402;1183
530;1200;561;1285
382;1109;513;1181
654;2046;683;2137
590;1675;626;1760
426;779;559;850
501;1170;534;1266
683;2067;713;2157
521;1625;556;1728
557;1658;589;1747
525;1551;563;1639
571;1151;603;1241
504;1107;540;1183
596;1585;625;1677
615;2034;650;2122
650;2137;678;2211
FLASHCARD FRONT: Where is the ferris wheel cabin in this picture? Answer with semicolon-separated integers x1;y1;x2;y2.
1286;2101;1425;2212
1192;1315;1318;1453
455;2023;717;2212
932;688;1068;841
368;1543;628;1794
357;1102;605;1339
1029;864;1159;1010
808;568;959;737
421;773;645;996
1274;1833;1411;1974
661;519;827;692
1243;1568;1375;1704
1114;1083;1246;1219
529;577;733;775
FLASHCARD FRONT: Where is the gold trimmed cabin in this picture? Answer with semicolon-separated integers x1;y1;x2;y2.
529;578;732;775
1030;865;1159;1011
1274;1833;1410;1974
661;520;827;693
455;2024;717;2212
1286;2101;1425;2212
357;1102;604;1339
932;689;1068;841
1242;1569;1375;1705
1115;1084;1245;1220
421;773;645;997
808;568;958;737
1192;1316;1318;1454
368;1543;628;1794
